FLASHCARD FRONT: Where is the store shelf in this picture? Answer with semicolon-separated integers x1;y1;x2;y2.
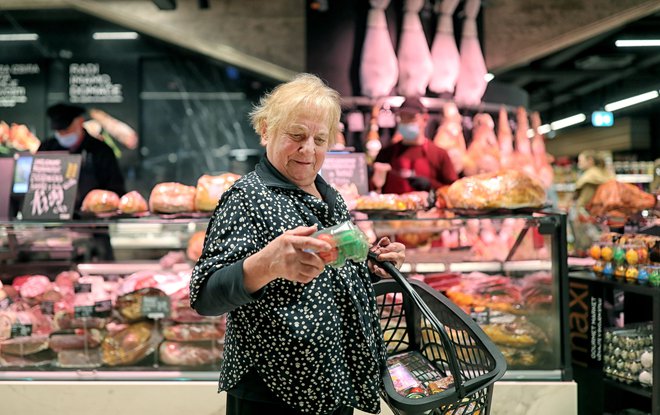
570;271;660;296
603;378;653;399
77;261;192;275
501;370;564;381
401;259;552;274
616;174;654;184
0;370;217;381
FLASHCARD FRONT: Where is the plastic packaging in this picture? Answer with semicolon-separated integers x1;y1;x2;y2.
312;221;369;268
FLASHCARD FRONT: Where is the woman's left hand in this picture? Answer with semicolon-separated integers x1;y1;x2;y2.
368;237;405;279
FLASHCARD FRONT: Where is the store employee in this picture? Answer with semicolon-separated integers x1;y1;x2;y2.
39;103;126;210
371;97;458;194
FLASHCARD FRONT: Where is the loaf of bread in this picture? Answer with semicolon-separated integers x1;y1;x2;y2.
194;173;240;212
81;189;120;213
446;170;546;210
149;182;195;213
119;191;148;214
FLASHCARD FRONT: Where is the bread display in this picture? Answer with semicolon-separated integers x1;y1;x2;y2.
149;182;196;213
81;189;120;213
194;173;240;212
119;191;148;214
446;169;546;210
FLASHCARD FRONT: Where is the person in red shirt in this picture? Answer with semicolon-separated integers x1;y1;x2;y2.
371;97;458;194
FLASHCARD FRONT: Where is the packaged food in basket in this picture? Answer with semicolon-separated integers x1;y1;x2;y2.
149;182;196;213
388;362;420;393
159;340;223;366
119;191;148;214
194;173;241;212
115;287;168;322
162;322;225;342
442;398;481;415
81;189;120;213
101;321;161;366
446;169;546;210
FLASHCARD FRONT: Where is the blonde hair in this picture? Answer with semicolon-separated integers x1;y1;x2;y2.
250;73;341;147
579;150;608;168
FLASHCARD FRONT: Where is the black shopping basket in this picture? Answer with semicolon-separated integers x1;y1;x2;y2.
370;252;507;415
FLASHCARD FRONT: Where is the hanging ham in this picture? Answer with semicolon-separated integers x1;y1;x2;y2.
433;101;466;173
454;0;488;107
530;111;554;189
397;0;434;96
463;113;500;176
429;0;461;95
513;107;537;178
360;0;399;98
497;106;514;168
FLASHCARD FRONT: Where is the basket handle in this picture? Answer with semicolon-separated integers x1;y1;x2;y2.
368;252;467;399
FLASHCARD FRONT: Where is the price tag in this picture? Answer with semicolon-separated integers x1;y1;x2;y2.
74;305;95;319
74;283;92;294
141;296;171;319
10;323;33;338
470;307;490;325
40;300;55;315
94;300;113;317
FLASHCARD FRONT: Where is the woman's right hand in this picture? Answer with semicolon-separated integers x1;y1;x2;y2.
243;225;332;292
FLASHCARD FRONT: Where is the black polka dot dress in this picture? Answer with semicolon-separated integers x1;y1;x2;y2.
190;158;387;415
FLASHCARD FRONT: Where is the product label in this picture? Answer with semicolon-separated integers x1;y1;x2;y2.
74;305;95;319
141;296;171;319
93;300;112;317
10;323;33;338
74;282;92;294
40;300;55;315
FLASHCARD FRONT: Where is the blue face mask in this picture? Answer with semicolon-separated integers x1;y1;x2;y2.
54;131;79;148
397;123;420;141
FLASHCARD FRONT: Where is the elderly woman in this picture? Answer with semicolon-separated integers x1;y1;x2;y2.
190;73;405;415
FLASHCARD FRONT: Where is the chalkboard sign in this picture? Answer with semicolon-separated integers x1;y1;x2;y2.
74;282;92;294
320;152;369;195
21;153;81;220
40;300;55;316
74;305;95;319
141;296;171;319
0;62;46;139
93;300;113;318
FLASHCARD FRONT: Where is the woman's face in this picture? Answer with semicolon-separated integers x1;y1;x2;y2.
266;112;330;189
577;154;593;170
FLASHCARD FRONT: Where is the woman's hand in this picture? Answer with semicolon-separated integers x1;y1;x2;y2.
244;225;332;292
368;237;405;279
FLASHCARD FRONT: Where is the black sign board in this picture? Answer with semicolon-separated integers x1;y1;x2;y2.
94;300;113;318
0;62;46;139
74;282;92;294
10;323;33;338
74;305;95;319
21;153;81;220
40;300;55;316
320;152;369;195
141;296;171;319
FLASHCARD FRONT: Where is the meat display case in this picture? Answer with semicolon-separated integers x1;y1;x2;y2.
0;210;571;382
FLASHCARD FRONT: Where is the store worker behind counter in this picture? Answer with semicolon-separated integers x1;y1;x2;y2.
39;103;126;210
39;103;126;261
371;96;458;194
190;73;405;415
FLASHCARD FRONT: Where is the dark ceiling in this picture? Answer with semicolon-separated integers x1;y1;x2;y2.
494;11;660;125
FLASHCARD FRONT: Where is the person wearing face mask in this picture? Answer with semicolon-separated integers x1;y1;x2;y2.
371;97;457;194
39;103;126;211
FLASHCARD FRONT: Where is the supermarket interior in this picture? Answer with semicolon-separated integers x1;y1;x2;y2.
0;1;659;415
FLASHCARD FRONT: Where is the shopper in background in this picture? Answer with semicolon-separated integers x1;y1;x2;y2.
371;96;458;194
189;74;405;415
40;103;126;210
574;150;614;208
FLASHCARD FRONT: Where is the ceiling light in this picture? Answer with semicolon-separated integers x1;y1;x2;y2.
615;39;660;47
92;32;139;40
604;90;659;111
550;114;586;130
484;73;495;83
0;33;39;41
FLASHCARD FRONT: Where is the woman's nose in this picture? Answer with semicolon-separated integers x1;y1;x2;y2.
298;136;315;153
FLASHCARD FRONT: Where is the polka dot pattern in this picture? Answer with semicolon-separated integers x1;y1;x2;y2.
190;161;386;415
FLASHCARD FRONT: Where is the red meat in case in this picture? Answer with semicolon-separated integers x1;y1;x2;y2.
159;341;223;366
49;329;104;352
162;323;225;342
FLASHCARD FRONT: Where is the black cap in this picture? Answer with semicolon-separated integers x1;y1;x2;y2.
398;96;427;116
47;103;86;130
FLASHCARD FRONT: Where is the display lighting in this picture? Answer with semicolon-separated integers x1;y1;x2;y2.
92;32;139;40
549;113;586;130
615;39;660;47
484;73;495;82
604;90;659;112
0;33;39;41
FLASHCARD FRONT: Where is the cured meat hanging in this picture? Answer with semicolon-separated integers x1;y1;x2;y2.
397;0;434;97
530;111;554;189
454;0;488;106
360;0;399;98
429;0;461;95
433;101;466;174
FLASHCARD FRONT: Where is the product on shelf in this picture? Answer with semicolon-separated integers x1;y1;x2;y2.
56;348;103;368
186;231;206;262
115;287;168;322
0;335;50;356
118;191;148;214
159;341;223;366
101;321;161;366
0;121;40;153
446;169;546;210
355;192;430;211
603;324;653;387
587;180;657;218
48;329;104;352
149;182;196;213
194;173;241;212
81;189;121;213
162;322;225;342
